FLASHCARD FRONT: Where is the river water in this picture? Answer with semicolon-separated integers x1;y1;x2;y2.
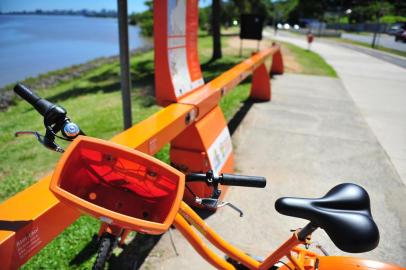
0;15;150;88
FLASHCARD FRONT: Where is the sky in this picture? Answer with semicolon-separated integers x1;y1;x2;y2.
0;0;212;14
1;0;148;14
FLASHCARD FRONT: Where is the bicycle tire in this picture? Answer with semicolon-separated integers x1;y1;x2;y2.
92;233;117;270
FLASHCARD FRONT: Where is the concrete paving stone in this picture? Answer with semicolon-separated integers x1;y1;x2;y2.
271;31;406;187
254;86;376;142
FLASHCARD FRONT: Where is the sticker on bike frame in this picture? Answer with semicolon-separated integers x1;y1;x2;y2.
15;226;42;260
207;127;233;174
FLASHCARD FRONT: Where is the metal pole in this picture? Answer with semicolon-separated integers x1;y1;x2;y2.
372;0;381;49
117;0;132;130
372;15;380;48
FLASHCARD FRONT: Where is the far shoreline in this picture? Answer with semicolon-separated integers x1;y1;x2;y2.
0;45;153;110
0;9;119;19
0;14;150;97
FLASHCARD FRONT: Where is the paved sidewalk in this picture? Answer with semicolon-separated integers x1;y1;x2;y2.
142;74;406;269
269;31;406;187
330;42;406;69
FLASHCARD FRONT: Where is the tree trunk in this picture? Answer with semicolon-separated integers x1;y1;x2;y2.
211;0;222;61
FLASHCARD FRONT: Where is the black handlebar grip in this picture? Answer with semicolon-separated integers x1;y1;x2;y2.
220;174;266;188
14;83;54;116
186;173;208;182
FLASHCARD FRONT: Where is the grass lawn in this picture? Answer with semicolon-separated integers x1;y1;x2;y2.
279;41;337;77
0;33;336;269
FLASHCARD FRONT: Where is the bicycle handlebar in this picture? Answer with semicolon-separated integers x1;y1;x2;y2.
187;172;266;188
221;174;266;188
14;83;55;116
186;173;207;182
13;83;84;151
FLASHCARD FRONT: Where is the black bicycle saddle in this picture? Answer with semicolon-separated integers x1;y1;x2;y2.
275;183;379;253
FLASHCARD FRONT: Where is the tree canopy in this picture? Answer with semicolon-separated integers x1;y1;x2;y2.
130;0;405;37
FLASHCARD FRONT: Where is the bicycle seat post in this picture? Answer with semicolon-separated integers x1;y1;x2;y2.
297;222;318;241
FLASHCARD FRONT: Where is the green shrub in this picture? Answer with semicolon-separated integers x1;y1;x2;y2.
129;1;153;37
381;15;406;23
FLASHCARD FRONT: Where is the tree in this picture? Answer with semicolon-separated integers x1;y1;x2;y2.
129;1;153;36
221;1;240;27
349;1;394;23
210;0;273;61
211;0;222;61
199;6;211;30
231;0;272;21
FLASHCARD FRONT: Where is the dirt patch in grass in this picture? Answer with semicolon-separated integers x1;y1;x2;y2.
280;45;302;73
227;36;302;73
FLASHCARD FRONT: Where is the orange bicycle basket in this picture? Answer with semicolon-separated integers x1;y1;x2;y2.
50;136;185;235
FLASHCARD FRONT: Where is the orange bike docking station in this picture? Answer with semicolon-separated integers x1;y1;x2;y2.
0;0;284;268
170;106;234;205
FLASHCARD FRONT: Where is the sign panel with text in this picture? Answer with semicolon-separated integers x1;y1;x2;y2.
154;0;204;106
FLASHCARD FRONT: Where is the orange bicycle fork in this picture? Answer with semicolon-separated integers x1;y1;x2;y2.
98;223;130;247
173;201;316;270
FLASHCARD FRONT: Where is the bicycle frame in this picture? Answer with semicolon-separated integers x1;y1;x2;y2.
171;202;402;270
97;223;129;247
173;201;310;270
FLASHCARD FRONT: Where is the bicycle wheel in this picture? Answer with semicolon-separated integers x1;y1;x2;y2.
93;233;117;270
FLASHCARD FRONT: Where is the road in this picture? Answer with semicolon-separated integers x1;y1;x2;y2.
342;32;406;52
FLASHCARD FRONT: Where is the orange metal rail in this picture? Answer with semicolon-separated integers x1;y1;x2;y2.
0;47;283;269
179;47;280;119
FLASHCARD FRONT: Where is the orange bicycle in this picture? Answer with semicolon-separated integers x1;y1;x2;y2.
13;84;404;270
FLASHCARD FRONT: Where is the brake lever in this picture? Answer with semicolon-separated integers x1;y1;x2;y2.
218;201;244;217
195;197;244;217
15;130;65;153
15;131;44;143
195;197;219;208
